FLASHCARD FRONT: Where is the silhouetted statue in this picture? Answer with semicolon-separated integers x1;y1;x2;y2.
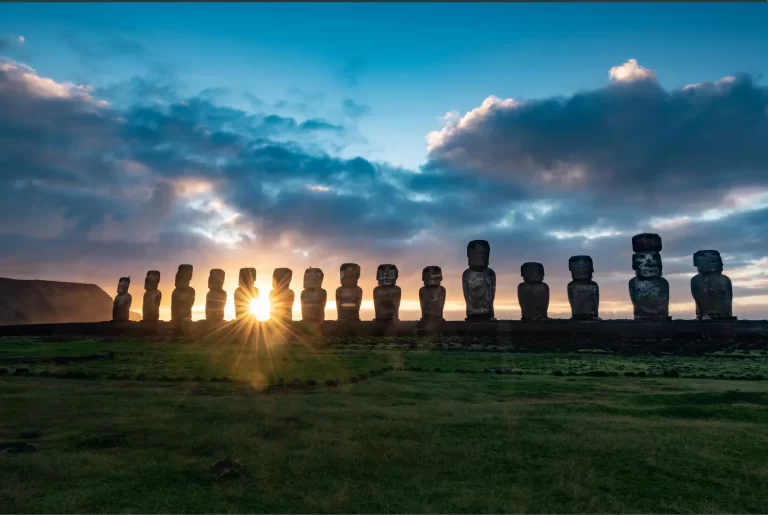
270;268;294;322
234;268;258;319
629;233;670;321
462;240;496;321
568;256;600;320
113;277;131;321
336;263;363;321
691;250;735;320
171;264;195;323
518;262;549;321
142;270;161;322
301;267;327;323
419;266;446;322
205;269;226;322
373;264;401;321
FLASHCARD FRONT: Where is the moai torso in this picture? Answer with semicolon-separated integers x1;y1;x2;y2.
462;240;496;320
419;266;446;321
142;270;162;322
205;269;227;322
567;256;599;320
691;250;734;320
301;267;327;323
269;268;294;322
171;264;195;323
518;262;549;321
628;234;670;321
234;268;258;319
336;263;363;321
113;277;132;321
373;264;401;321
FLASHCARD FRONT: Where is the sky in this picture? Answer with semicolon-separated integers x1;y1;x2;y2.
1;2;767;321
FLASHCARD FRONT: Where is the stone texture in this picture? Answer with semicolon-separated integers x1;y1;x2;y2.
171;264;195;323
691;250;735;320
112;277;132;322
568;256;600;320
301;267;327;322
632;233;663;253
270;268;294;322
518;262;549;321
629;250;670;321
373;264;401;321
419;266;446;321
462;240;496;321
234;268;258;319
142;270;161;322
205;269;227;322
336;263;363;321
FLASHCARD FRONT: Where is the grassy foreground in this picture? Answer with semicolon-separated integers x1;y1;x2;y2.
2;337;768;513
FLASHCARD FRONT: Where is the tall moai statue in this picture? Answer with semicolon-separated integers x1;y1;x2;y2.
112;277;132;321
419;266;446;322
205;269;227;322
269;268;294;322
234;268;258;319
373;264;401;321
691;250;735;320
518;262;549;321
336;263;363;321
568;256;600;320
142;270;161;322
629;233;670;321
301;267;327;323
171;264;195;323
462;240;496;321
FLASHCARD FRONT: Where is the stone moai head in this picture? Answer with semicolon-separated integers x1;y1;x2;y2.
303;267;324;289
422;266;443;287
632;252;662;278
340;263;361;287
694;250;724;273
632;233;662;253
208;269;225;290
377;264;398;286
467;240;491;270
117;277;130;294
569;256;594;281
272;268;293;290
144;270;160;290
239;267;256;288
521;262;545;283
175;264;193;288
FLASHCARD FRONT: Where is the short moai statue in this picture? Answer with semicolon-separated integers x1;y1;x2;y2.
629;233;670;321
336;263;363;321
691;250;735;320
269;268;294;322
205;269;227;322
462;240;496;321
301;267;327;323
568;256;600;320
234;268;258;319
113;277;132;321
171;264;195;323
419;266;446;322
518;262;549;321
373;264;401;321
142;270;161;322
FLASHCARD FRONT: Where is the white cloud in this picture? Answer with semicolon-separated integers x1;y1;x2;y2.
17;36;25;44
0;59;108;106
426;95;521;152
608;58;657;83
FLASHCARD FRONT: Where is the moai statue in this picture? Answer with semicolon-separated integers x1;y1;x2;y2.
629;233;670;321
171;264;195;323
113;277;132;321
462;240;496;321
691;250;735;320
269;268;294;322
373;264;401;321
142;270;161;322
301;267;327;323
419;266;446;322
234;268;258;319
205;269;227;322
568;256;600;320
518;262;549;321
336;263;363;321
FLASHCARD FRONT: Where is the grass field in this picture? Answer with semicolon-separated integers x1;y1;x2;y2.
3;335;768;513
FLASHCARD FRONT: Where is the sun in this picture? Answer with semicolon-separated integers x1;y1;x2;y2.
250;297;270;321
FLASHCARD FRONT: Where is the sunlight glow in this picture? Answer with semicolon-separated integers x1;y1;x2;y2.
250;298;271;321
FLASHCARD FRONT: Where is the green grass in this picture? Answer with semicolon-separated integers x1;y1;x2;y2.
2;336;768;513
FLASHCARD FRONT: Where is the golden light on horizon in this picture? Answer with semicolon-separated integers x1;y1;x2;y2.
250;297;270;321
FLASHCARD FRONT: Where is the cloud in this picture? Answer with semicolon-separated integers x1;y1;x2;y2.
17;36;24;44
608;58;657;83
342;98;371;118
337;57;366;88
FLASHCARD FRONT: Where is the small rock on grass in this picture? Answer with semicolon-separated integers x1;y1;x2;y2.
208;459;242;481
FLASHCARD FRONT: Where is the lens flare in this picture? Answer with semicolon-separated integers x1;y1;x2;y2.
250;298;270;321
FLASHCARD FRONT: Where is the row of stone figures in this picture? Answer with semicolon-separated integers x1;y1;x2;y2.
111;234;735;323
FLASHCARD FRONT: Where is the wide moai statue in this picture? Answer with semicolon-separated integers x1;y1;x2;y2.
373;264;401;322
568;256;600;320
205;269;227;322
234;268;258;319
691;250;735;320
112;277;132;321
518;262;549;321
142;270;161;322
629;233;670;321
419;266;446;322
336;263;363;321
171;264;195;323
269;268;294;322
301;267;327;323
462;240;496;321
